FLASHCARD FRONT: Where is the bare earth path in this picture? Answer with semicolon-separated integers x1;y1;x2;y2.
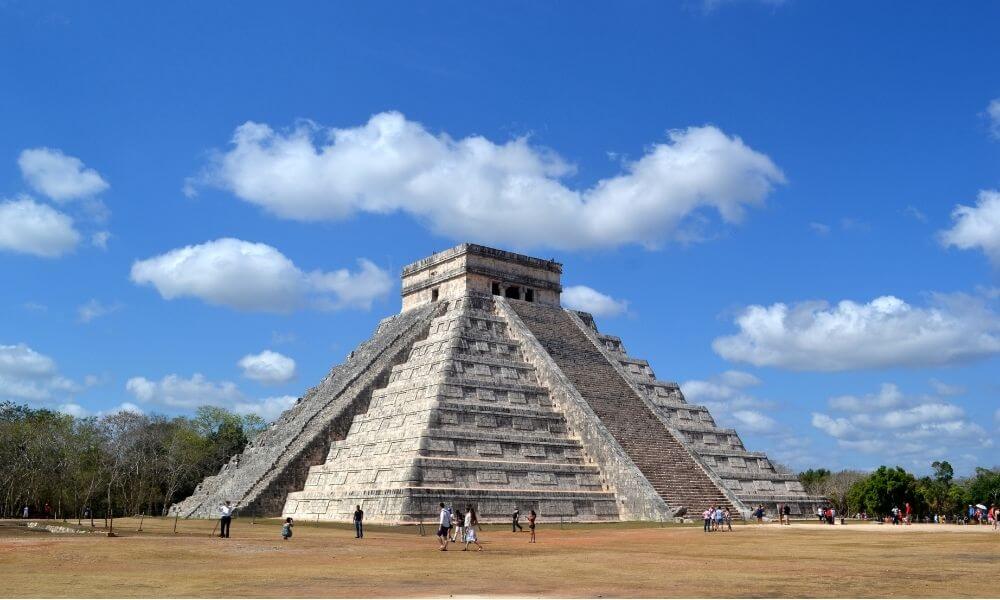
1;518;997;598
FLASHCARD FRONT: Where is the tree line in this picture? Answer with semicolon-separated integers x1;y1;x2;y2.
0;402;265;520
798;461;1000;520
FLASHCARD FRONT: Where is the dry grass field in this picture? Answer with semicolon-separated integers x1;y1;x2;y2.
1;517;998;598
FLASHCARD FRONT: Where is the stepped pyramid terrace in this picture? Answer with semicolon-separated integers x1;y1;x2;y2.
171;243;823;523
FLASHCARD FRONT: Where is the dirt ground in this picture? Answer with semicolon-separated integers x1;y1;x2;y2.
1;517;998;598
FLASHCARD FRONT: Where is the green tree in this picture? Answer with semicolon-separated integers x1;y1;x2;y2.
847;466;925;517
798;468;831;495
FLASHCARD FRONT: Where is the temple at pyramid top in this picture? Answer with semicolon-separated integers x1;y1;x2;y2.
401;243;563;310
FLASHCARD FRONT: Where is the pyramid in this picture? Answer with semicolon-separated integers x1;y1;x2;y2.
173;244;822;522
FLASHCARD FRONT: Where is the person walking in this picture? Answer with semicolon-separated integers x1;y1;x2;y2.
904;502;912;525
512;507;523;532
450;507;464;543
781;503;791;525
703;506;712;532
528;509;537;543
353;505;364;539
22;505;28;519
723;508;733;532
463;504;484;551
281;517;294;540
219;500;233;538
436;503;451;551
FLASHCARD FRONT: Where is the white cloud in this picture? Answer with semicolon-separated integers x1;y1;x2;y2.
238;350;296;384
130;238;392;312
987;98;1000;139
91;231;110;250
0;343;80;402
126;373;242;410
828;382;903;411
718;370;761;388
18;148;109;202
0;196;81;257
562;285;628;317
57;403;90;418
232;395;297;421
125;373;294;420
195;112;785;250
713;292;1000;371
929;379;965;397
812;383;992;463
939;190;1000;266
731;409;777;433
77;299;122;323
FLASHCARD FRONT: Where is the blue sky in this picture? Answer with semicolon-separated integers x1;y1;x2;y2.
1;1;998;476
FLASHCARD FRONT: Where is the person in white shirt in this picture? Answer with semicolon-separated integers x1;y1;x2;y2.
219;501;233;538
463;504;484;551
436;502;451;551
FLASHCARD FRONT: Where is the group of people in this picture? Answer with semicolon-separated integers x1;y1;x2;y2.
817;506;838;525
701;506;733;531
436;502;484;551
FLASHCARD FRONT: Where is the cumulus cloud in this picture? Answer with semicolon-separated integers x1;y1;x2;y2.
562;285;629;317
939;190;1000;266
713;292;1000;371
0;343;80;402
125;373;295;420
130;238;392;312
77;299;123;323
0;196;81;257
194;112;785;250
812;383;992;462
238;350;296;384
18;148;109;202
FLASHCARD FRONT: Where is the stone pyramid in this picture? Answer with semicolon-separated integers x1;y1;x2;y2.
173;244;822;522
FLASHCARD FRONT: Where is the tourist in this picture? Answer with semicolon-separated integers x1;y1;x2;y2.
512;507;523;532
353;504;364;539
281;517;293;540
463;504;484;551
781;503;791;525
43;502;51;519
904;502;912;525
219;500;233;538
450;506;464;543
817;507;824;523
703;506;712;532
754;504;764;524
437;503;451;551
22;505;28;519
723;508;732;532
528;509;537;543
714;507;724;531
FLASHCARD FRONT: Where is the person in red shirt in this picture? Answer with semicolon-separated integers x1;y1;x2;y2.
904;502;912;525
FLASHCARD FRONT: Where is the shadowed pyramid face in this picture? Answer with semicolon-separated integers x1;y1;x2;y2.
173;244;823;523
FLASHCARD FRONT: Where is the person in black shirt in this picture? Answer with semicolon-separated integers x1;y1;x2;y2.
353;505;364;538
512;507;523;532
